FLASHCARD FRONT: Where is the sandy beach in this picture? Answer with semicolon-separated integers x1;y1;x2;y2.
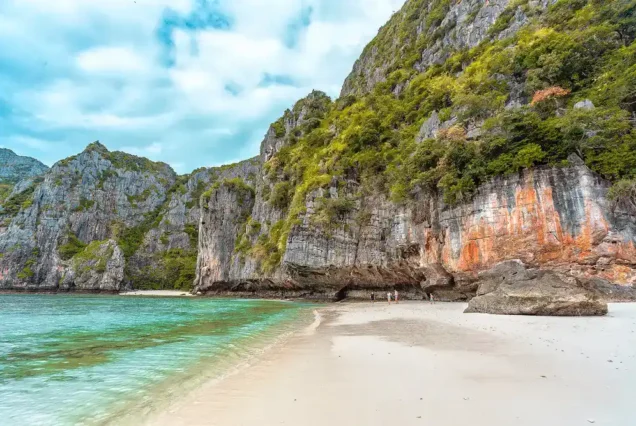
146;302;636;426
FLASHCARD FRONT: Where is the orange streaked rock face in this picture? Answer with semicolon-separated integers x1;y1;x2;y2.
196;155;635;301
426;165;636;285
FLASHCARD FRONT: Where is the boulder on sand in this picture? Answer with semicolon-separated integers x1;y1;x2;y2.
464;260;608;316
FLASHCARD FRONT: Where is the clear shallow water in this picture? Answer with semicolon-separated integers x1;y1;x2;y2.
0;294;313;425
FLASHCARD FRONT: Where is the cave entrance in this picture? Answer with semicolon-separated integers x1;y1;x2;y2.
335;285;350;302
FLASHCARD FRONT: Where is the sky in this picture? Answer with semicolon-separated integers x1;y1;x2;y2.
0;0;405;174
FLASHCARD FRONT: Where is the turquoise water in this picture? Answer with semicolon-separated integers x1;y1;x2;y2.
0;294;312;425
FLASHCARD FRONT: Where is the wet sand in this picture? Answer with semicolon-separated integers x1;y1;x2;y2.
146;302;636;426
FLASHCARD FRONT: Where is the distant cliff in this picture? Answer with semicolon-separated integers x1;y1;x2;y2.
0;148;48;184
0;148;49;204
0;141;259;292
0;142;175;291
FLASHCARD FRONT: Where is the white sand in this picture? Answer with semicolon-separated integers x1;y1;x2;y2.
146;302;636;426
119;290;193;297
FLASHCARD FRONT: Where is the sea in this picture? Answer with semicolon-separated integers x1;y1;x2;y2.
0;294;313;425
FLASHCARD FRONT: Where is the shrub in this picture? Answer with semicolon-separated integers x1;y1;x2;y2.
1;184;38;217
17;266;34;280
530;86;571;106
74;197;95;212
269;181;293;210
271;118;286;138
0;183;12;203
58;233;88;261
513;143;547;170
202;178;254;205
609;179;636;210
127;188;154;206
73;240;113;274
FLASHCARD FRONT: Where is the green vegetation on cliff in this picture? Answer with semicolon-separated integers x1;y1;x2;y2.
0;178;43;218
117;170;212;291
130;249;197;291
59;233;88;261
85;141;172;174
72;240;113;274
4;0;635;291
254;0;636;271
0;184;13;204
202;177;255;206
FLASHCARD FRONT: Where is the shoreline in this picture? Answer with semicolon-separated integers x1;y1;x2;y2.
144;302;636;426
119;290;194;297
3;288;635;305
0;290;193;297
101;303;318;426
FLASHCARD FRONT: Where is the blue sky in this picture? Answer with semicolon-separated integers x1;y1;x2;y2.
0;0;404;174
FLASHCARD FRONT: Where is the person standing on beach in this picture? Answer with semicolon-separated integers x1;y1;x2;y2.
371;292;375;303
430;293;435;304
394;289;399;304
387;292;392;304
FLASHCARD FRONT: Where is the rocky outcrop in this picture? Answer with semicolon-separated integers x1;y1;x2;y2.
0;148;48;184
194;92;338;299
417;111;442;141
0;140;262;293
465;260;608;316
59;240;125;292
125;167;215;290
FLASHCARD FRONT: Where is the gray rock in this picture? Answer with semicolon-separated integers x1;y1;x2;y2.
574;99;595;110
417;111;442;142
466;121;483;139
420;264;454;291
195;174;257;287
465;261;608;316
341;0;559;97
498;6;528;40
579;277;636;303
417;112;463;142
60;240;125;292
0;148;48;184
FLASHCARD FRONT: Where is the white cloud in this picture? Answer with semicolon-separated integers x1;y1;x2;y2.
11;0;191;25
15;80;177;131
76;47;153;75
0;0;406;172
120;142;164;157
8;136;56;153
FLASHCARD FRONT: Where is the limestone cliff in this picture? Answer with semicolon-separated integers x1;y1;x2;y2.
194;0;636;300
194;149;636;300
0;138;262;292
0;148;48;184
0;148;49;204
128;157;260;290
0;142;176;292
